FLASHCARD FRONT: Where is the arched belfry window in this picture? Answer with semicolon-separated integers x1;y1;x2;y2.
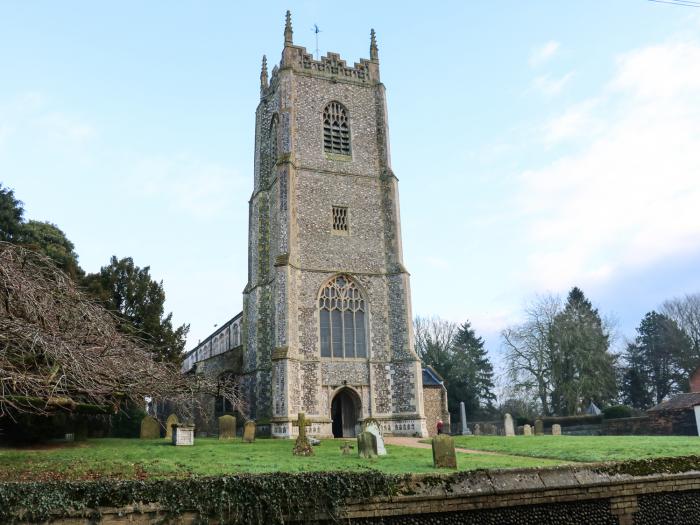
319;275;367;358
323;102;350;155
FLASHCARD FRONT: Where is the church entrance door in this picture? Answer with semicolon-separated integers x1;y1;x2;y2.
331;388;359;438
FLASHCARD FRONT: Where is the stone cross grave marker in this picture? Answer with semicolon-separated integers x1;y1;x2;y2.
432;435;457;468
357;431;378;458
535;419;544;435
340;442;354;455
504;413;515;437
363;419;386;455
552;423;562;436
292;412;314;456
165;414;179;440
242;420;256;443
523;424;532;436
140;416;160;439
219;415;236;440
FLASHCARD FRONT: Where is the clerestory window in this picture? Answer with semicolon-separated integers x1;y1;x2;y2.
319;275;367;358
323;101;351;155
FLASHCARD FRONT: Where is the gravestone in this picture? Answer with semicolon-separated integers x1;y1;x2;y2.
242;420;256;443
172;424;195;446
363;419;387;455
473;423;481;436
431;435;457;468
165;414;179;440
357;431;378;458
460;401;471;435
218;415;236;440
483;423;496;435
504;413;515;437
340;442;354;455
523;424;532;436
140;416;160;439
292;412;314;456
552;423;562;436
535;419;544;435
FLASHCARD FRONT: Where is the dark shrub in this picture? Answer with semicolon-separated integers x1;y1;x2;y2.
603;405;636;419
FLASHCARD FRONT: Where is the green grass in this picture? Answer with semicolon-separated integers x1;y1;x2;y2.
0;438;564;481
452;435;700;463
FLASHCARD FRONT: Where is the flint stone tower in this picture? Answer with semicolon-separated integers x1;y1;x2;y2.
242;12;426;438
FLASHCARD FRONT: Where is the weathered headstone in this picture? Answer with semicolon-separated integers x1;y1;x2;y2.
460;401;471;435
483;423;496;435
523;424;532;436
242;420;256;443
534;419;544;435
140;415;160;439
473;423;481;436
432;434;457;468
172;424;195;446
504;413;515;437
552;423;562;436
340;442;354;455
363;419;387;455
165;414;179;439
218;415;236;440
292;412;314;456
357;431;378;458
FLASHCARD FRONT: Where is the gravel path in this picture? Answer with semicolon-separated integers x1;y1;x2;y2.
384;436;510;456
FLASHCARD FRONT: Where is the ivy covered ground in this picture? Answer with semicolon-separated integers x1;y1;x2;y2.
451;435;700;462
0;438;564;481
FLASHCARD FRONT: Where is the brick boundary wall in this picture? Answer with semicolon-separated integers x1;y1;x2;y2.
16;467;700;524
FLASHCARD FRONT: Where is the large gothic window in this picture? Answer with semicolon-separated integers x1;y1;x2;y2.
319;275;367;358
323;101;351;155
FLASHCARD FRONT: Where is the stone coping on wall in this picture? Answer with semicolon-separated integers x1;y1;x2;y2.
9;458;700;524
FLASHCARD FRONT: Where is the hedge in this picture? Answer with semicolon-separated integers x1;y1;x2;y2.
0;471;402;524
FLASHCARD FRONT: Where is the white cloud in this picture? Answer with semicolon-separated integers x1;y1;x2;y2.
0;92;96;151
530;41;560;67
532;71;575;96
130;155;245;220
519;39;700;290
541;98;600;146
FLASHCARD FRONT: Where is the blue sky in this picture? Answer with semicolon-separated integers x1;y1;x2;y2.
2;1;700;377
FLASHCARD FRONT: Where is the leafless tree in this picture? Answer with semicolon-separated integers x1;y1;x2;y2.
414;316;458;369
501;294;561;416
662;293;700;370
0;242;246;422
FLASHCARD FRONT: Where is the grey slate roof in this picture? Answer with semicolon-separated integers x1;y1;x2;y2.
647;392;700;412
422;366;444;387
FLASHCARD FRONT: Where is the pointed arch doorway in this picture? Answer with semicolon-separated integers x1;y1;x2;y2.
331;388;361;438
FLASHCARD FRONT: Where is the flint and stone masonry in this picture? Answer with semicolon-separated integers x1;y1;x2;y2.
244;13;426;439
182;13;427;439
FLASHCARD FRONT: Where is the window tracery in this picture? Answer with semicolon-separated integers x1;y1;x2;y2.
319;275;367;358
323;101;350;155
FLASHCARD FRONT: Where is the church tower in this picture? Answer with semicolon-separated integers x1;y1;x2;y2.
242;12;427;438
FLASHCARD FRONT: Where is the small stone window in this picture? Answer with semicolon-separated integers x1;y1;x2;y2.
319;275;367;359
332;206;348;232
323;101;350;155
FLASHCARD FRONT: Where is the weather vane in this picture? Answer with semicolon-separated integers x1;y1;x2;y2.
312;24;322;60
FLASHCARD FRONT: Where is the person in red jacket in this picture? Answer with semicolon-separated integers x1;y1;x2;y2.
436;419;444;435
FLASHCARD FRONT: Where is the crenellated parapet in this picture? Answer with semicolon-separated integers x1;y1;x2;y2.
261;11;380;99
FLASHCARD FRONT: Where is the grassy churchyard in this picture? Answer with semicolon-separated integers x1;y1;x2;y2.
2;434;700;481
451;435;700;462
0;438;563;481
